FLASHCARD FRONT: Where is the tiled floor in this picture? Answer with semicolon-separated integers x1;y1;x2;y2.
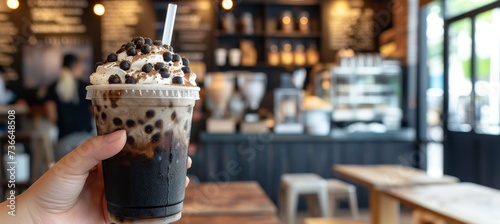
295;208;413;224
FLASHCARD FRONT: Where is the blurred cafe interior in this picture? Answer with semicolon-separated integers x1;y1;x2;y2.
1;0;500;223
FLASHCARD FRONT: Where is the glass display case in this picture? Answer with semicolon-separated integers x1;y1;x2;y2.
331;56;402;129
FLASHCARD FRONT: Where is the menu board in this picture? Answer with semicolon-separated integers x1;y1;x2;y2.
155;0;213;63
101;0;141;57
324;0;375;51
28;0;88;34
0;5;18;69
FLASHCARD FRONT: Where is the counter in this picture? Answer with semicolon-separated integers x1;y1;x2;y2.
189;128;416;207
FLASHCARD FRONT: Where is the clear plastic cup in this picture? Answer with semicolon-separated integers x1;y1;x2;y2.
86;84;200;223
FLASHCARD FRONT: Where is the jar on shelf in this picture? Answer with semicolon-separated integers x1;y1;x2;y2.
241;12;254;35
222;12;236;34
268;44;280;66
280;42;293;66
280;10;293;33
294;44;306;66
297;11;310;33
306;43;320;65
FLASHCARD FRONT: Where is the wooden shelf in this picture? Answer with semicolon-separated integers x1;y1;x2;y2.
216;62;313;71
265;31;321;38
216;31;265;37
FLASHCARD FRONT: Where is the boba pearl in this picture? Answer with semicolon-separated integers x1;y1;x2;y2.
181;67;191;74
154;62;165;70
125;42;135;50
163;52;173;62
163;44;173;52
172;76;184;84
107;53;118;62
142;63;153;73
127;47;137;56
133;37;144;48
172;54;181;62
146;110;155;118
126;119;135;128
144;38;153;45
120;60;131;70
159;68;170;78
108;74;121;84
153;40;162;46
141;44;151;54
113;117;122;126
182;57;189;66
125;76;136;84
144;125;154;134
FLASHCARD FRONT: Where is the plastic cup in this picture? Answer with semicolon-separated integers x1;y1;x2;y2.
86;84;200;223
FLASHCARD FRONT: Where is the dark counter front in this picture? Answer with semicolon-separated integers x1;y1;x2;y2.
189;128;416;208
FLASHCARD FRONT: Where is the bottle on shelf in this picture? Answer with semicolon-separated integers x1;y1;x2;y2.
306;43;319;65
222;12;236;34
297;11;310;33
240;40;257;66
240;12;254;35
280;10;293;33
281;42;293;66
294;44;306;66
268;43;280;66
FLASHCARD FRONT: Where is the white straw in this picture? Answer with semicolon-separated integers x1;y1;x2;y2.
162;3;177;45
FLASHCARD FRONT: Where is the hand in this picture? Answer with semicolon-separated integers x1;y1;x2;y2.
0;130;193;224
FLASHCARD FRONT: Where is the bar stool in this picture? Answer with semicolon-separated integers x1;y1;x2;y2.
327;179;360;219
279;173;331;224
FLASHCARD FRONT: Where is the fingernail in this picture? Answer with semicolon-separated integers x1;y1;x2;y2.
105;130;124;143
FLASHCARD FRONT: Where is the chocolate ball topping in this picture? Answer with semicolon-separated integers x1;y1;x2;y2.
133;37;144;48
181;67;191;74
141;44;151;54
120;60;131;70
172;76;184;84
163;52;173;62
127;47;137;56
153;40;162;46
107;53;118;62
142;63;153;73
159;68;170;78
163;44;173;52
182;57;189;66
154;62;165;70
144;38;153;45
125;42;135;50
125;76;136;84
172;54;181;62
108;74;121;84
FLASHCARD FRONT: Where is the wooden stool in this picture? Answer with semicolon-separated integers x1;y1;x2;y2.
304;217;366;224
279;173;331;224
327;179;360;219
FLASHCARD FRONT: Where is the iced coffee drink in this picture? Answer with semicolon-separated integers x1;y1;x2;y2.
86;36;199;223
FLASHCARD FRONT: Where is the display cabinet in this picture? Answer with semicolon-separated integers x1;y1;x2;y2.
331;58;402;129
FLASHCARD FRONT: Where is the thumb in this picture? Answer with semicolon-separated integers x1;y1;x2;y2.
53;130;126;178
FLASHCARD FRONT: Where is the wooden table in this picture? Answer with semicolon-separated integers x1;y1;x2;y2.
384;182;500;224
333;165;459;224
178;181;279;224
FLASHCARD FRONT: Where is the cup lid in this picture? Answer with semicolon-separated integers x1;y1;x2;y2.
86;84;200;100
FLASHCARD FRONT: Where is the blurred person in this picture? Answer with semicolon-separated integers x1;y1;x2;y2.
44;54;93;160
0;66;13;104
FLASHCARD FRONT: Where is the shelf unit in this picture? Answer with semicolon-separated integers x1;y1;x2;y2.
212;0;322;71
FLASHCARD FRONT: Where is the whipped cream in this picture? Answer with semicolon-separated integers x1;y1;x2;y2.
90;37;197;87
